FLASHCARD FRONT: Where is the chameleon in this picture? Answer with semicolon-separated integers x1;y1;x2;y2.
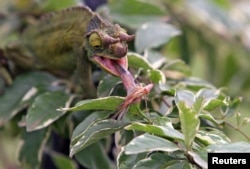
4;6;135;98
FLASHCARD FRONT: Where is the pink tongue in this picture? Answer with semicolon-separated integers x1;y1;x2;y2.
113;62;137;93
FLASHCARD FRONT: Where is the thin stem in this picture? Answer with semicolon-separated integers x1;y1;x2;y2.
225;121;250;141
136;106;151;123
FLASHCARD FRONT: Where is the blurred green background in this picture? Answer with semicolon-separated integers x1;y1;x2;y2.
0;0;249;168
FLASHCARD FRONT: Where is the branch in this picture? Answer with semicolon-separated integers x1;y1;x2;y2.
225;121;250;141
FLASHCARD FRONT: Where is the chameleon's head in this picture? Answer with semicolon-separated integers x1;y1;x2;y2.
85;15;134;76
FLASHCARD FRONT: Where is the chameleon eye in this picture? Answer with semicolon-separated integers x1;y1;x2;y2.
89;32;102;48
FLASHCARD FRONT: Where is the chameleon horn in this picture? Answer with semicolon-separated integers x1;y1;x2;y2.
119;32;135;41
103;35;119;44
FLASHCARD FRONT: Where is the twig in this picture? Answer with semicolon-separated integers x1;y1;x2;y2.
225;121;250;141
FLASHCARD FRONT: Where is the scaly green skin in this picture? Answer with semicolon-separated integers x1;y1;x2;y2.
5;7;93;75
4;6;134;98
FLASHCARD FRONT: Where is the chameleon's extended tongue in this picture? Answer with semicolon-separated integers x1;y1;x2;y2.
113;61;137;93
112;60;154;119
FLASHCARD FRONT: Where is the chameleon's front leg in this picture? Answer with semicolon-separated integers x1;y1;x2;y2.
77;49;97;98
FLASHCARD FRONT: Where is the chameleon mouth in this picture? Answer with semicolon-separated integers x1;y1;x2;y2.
92;56;128;76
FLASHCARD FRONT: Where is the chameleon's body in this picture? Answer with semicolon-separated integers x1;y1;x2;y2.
6;7;92;75
4;6;134;97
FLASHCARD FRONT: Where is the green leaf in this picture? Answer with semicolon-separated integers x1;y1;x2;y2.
109;0;165;16
117;148;147;169
59;96;140;118
71;111;113;143
199;112;223;125
97;75;120;97
128;53;153;70
114;129;134;147
163;59;192;78
43;0;77;11
164;160;193;169
223;97;242;117
203;99;226;111
51;152;78;169
207;142;250;152
70;119;128;157
124;133;179;154
125;122;184;141
196;88;225;111
178;77;216;90
178;101;200;150
146;50;167;69
18;85;50;109
75;141;114;169
133;153;175;169
159;87;176;96
26;91;73;131
196;88;219;101
196;130;231;146
109;0;166;28
0;71;55;126
175;90;195;108
127;52;165;84
59;96;125;112
211;0;231;9
18;128;50;169
188;151;208;169
135;21;181;53
148;69;165;84
193;97;204;114
152;116;173;127
13;85;54;127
